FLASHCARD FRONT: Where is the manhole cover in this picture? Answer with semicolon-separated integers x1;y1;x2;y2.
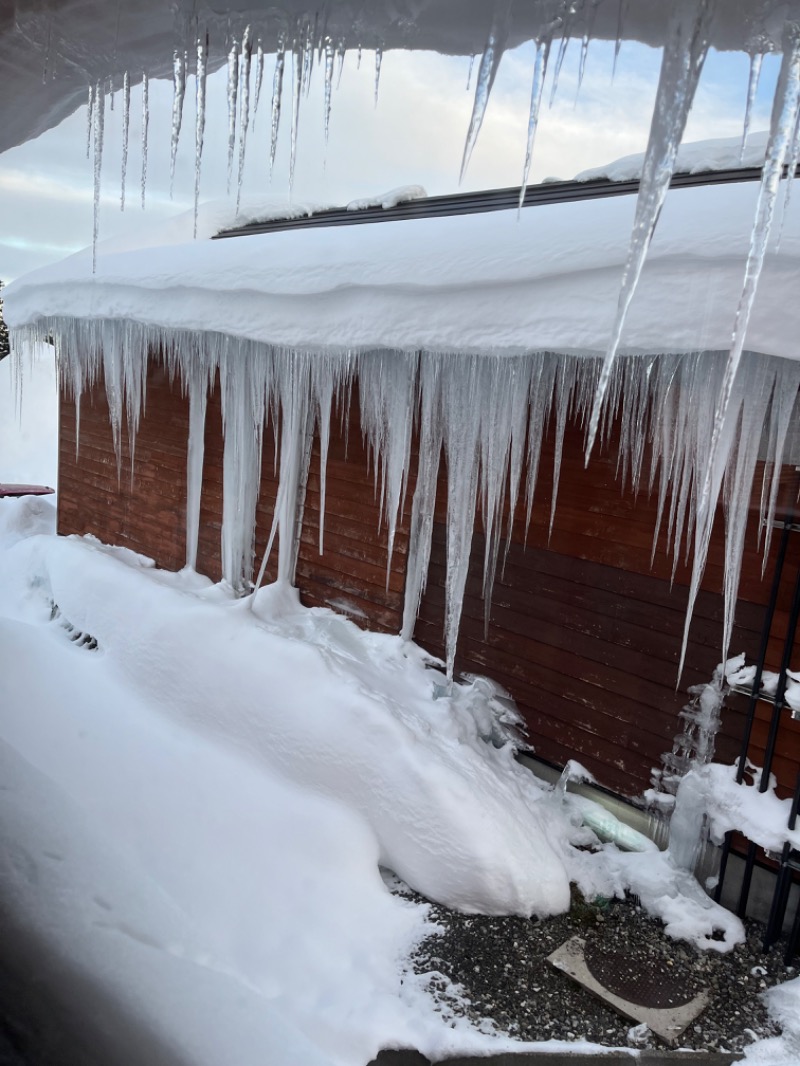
547;936;709;1044
583;941;695;1010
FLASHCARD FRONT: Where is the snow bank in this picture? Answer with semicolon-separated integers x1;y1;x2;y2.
7;180;800;361
2;499;798;1061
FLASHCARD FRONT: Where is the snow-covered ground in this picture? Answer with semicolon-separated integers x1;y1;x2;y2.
1;495;799;1064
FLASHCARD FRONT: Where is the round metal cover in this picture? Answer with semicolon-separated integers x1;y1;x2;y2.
583;940;696;1010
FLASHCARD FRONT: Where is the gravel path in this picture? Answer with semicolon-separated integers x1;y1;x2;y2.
404;886;796;1056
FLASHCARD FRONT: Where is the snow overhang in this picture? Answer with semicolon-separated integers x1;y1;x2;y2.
5;179;800;363
2;0;799;154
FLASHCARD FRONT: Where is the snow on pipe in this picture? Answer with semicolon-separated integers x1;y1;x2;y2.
14;319;800;681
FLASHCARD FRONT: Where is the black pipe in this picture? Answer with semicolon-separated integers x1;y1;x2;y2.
213;165;798;240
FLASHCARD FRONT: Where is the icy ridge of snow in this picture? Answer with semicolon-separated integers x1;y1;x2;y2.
346;185;427;211
574;131;771;183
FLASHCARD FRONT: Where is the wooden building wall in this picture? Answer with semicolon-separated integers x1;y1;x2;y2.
58;358;800;803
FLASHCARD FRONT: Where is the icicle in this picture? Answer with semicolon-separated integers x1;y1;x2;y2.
460;0;512;183
335;39;346;88
358;352;417;582
699;25;800;531
220;343;270;591
612;0;626;81
170;48;187;196
519;37;552;209
576;0;599;101
120;71;130;211
92;80;105;274
253;39;265;120
441;356;482;681
226;36;240;193
270;37;286;178
549;32;569;109
236;26;252;216
140;72;149;209
374;45;383;107
86;83;94;159
301;21;314;98
323;38;335;149
549;356;577;537
741;51;765;161
289;40;303;192
402;358;443;642
466;53;475;91
194;32;208;239
586;0;714;458
777;103;800;247
357;43;362;69
186;365;208;571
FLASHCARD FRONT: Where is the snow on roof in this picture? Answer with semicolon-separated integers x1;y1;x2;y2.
6;178;800;362
573;131;770;183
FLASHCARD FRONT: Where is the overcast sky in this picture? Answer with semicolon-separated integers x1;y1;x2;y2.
0;38;780;486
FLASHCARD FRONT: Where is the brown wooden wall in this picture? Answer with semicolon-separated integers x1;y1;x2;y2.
59;357;800;803
59;363;409;634
416;422;800;800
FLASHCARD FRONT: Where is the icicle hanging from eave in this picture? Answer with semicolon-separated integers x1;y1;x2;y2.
16;316;800;688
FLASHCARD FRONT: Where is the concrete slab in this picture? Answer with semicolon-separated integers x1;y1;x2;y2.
547;937;708;1046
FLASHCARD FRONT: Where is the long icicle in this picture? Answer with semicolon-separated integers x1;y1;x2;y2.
270;36;286;178
194;32;208;239
289;37;303;193
519;37;552;209
120;71;130;210
696;23;800;544
170;48;187;196
236;26;252;216
92;79;105;273
741;50;764;161
585;0;714;459
140;72;149;209
226;34;240;193
460;0;512;183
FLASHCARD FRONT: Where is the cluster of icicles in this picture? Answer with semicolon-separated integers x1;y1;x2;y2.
23;317;800;682
83;1;800;512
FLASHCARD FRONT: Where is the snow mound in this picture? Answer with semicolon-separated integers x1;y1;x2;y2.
575;131;770;183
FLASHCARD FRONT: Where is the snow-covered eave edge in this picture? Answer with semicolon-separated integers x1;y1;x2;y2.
10;311;800;699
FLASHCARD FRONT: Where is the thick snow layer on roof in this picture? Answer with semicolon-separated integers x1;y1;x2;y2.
6;179;800;361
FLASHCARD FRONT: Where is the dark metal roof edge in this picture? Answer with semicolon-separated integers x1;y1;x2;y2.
213;165;778;240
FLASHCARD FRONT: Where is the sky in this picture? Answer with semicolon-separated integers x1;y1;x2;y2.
0;36;782;487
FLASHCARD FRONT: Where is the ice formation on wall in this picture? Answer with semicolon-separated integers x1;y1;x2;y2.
15;320;800;682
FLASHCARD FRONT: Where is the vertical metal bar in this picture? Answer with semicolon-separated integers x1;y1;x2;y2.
739;552;800;919
764;771;800;949
738;558;800;918
736;522;792;783
715;521;791;905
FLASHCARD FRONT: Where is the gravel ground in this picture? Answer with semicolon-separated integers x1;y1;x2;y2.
402;885;797;1056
